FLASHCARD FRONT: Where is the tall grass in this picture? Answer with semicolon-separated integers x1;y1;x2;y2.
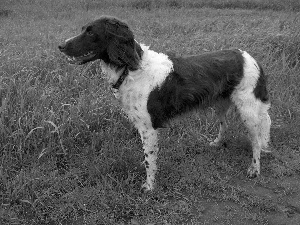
130;0;300;11
1;0;300;224
6;0;300;12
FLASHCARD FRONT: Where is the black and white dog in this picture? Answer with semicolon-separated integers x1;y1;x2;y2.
59;16;271;192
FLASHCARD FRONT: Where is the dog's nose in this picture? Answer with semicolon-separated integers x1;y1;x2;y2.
58;43;67;52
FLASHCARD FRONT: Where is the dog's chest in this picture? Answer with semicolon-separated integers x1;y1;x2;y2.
117;76;152;125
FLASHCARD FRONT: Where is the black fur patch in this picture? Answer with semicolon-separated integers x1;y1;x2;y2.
253;63;269;103
147;49;244;129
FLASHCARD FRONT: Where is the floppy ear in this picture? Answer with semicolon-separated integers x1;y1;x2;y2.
106;18;141;70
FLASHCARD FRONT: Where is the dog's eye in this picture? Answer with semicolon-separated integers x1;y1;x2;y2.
87;31;94;36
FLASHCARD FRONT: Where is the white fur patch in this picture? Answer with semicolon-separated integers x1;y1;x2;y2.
231;51;261;108
65;35;77;43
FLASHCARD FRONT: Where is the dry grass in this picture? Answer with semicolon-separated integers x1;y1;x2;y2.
1;0;300;224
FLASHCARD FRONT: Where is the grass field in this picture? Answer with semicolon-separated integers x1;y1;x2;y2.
1;0;300;224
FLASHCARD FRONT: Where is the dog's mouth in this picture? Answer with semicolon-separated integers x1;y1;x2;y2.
66;51;97;65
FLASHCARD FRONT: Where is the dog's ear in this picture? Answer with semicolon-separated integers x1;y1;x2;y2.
105;18;141;70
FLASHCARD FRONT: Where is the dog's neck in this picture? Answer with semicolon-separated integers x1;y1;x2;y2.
111;66;129;90
100;62;127;88
100;42;144;90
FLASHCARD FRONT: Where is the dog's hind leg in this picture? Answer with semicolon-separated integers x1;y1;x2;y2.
234;97;271;178
138;126;159;192
210;100;231;147
259;105;271;152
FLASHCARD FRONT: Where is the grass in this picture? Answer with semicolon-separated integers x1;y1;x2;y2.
1;0;300;224
130;0;300;11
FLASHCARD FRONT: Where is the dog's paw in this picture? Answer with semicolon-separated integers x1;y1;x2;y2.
141;182;154;193
247;164;260;178
209;141;220;147
261;148;272;153
209;141;227;148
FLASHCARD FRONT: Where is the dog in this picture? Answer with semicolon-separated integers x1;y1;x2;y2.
59;16;271;192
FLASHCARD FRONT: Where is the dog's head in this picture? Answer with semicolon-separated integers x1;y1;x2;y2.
59;16;142;70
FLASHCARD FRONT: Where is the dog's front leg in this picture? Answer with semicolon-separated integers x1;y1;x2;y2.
138;126;159;192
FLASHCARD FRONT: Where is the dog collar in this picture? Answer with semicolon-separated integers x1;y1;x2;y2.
111;67;129;90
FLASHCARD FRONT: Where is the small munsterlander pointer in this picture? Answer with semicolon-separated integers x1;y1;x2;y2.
59;16;271;192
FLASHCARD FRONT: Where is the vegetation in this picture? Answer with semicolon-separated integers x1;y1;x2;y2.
1;0;300;224
130;0;300;11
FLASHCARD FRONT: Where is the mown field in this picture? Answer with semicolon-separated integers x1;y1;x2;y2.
1;0;300;224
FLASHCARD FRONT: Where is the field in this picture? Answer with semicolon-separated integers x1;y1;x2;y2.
1;0;300;224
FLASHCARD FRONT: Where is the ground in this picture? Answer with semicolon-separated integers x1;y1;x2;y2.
1;0;300;224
